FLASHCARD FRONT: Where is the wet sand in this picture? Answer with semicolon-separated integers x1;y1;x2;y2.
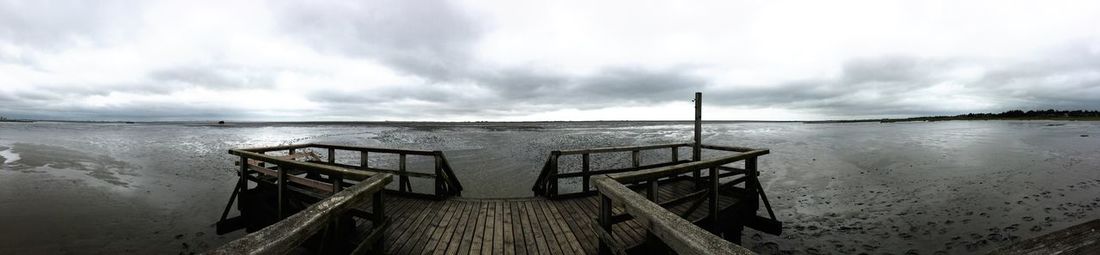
1;121;1098;254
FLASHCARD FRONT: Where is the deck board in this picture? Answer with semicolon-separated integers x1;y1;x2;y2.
371;179;738;254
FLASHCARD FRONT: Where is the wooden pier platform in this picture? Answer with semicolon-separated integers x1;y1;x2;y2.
378;179;739;255
210;141;778;255
211;93;781;254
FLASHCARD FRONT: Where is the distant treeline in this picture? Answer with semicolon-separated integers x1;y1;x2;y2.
810;110;1100;123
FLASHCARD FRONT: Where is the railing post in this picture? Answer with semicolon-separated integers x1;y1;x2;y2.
582;153;591;193
328;148;336;164
278;164;288;219
708;166;719;233
598;194;613;255
671;146;679;163
434;151;445;197
399;153;409;193
746;157;760;209
221;154;249;221
631;150;640;169
332;174;343;193
694;92;702;187
647;180;657;201
360;151;368;169
549;151;560;198
372;191;386;252
328;173;344;253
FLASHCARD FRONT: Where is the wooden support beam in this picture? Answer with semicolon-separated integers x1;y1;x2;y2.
598;194;613;255
360;151;368;169
327;148;335;164
647;180;657;201
549;151;560;198
278;165;288;219
671;147;679;164
709;166;719;233
632;150;640;168
434;152;444;197
399;154;409;192
582;153;591;193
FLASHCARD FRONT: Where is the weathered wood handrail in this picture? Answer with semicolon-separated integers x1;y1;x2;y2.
209;173;392;255
533;143;762;198
557;142;692;155
234;143;462;198
595;177;754;255
593;150;768;255
229;149;376;180
607;149;769;184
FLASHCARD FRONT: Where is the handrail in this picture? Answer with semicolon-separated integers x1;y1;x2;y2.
234;143;462;198
557;142;691;155
593;151;768;254
533;142;761;198
310;143;437;156
608;149;769;183
594;177;754;255
209;173;392;255
229;149;376;180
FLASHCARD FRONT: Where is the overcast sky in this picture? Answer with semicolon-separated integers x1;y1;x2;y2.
2;0;1099;121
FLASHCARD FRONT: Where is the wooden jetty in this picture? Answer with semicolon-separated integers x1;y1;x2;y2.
210;93;782;254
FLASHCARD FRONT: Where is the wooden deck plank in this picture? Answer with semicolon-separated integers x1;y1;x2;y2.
544;199;586;253
437;200;472;255
366;178;746;255
501;201;516;255
411;200;454;255
482;200;497;254
386;198;428;253
393;199;444;254
453;201;481;255
558;198;597;253
499;201;514;255
515;201;541;255
469;201;488;255
521;201;551;255
421;200;460;255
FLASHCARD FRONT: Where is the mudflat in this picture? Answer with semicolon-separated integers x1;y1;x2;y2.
1;120;1098;254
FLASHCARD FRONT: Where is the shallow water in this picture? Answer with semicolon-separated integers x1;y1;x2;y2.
1;121;1098;254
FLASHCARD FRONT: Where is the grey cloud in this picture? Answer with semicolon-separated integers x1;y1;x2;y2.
707;46;1100;117
147;66;276;90
0;0;141;49
276;0;481;80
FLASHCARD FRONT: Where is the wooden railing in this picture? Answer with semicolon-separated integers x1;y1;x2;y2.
532;143;691;198
593;149;769;255
532;142;761;199
216;147;392;254
239;143;463;199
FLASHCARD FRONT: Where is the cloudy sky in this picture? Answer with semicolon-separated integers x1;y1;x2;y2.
1;0;1099;121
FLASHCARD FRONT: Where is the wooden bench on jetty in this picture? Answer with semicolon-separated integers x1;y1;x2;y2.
210;93;783;254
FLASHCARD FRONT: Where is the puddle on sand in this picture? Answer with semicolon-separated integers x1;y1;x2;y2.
0;145;20;164
4;143;138;187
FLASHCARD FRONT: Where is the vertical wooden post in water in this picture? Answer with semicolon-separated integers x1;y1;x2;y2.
693;92;703;185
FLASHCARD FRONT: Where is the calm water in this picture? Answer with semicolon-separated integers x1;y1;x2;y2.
1;121;1098;254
